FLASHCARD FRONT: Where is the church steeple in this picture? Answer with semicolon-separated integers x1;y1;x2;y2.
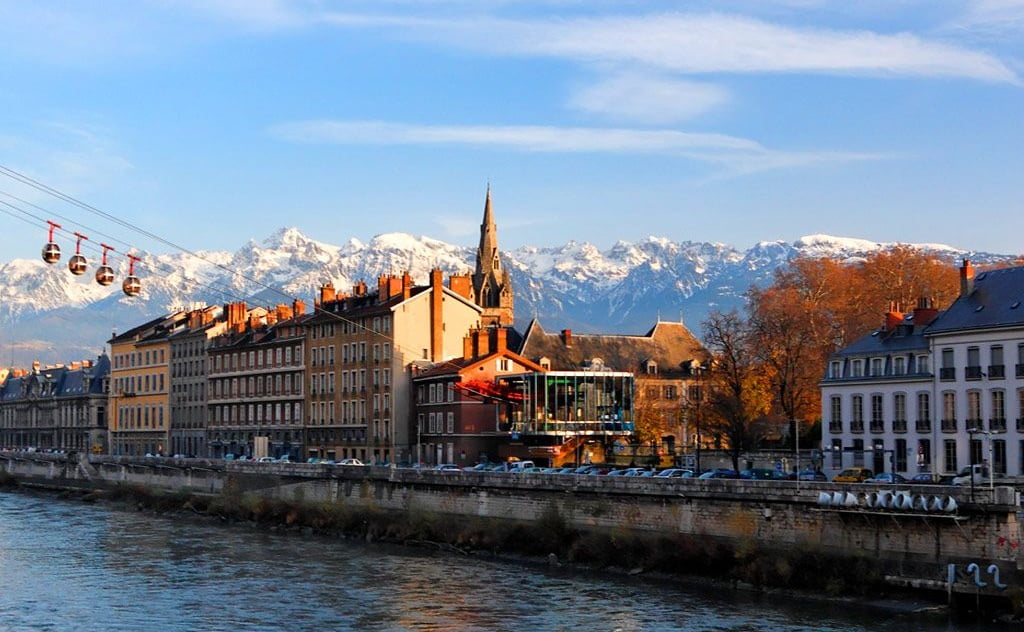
471;185;514;327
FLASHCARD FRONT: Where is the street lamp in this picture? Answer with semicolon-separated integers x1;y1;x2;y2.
691;362;705;473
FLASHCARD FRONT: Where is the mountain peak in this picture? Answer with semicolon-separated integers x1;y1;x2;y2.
262;227;310;249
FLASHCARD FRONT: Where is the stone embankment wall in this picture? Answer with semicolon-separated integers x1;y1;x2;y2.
3;452;1022;597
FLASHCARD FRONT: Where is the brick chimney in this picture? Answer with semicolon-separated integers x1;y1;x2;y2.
319;282;337;306
448;274;473;300
225;302;247;329
884;301;904;331
561;329;572;347
463;331;475;360
430;268;444;361
292;299;306;317
402;271;412;300
494;327;508;353
960;259;975;297
913;297;939;326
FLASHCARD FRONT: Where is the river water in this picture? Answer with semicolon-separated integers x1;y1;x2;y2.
0;490;995;631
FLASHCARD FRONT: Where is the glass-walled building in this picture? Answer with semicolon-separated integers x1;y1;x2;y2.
496;371;634;435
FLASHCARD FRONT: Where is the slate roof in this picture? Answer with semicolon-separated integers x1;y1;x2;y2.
925;265;1024;335
0;355;109;401
516;319;706;374
831;316;931;358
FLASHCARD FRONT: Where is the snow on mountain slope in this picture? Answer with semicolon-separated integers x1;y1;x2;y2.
0;228;1010;366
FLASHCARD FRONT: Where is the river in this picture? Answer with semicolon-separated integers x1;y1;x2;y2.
0;490;996;631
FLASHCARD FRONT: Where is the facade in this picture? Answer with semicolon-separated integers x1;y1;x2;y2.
0;356;110;453
108;312;186;456
206;302;308;460
471;186;514;327
823;261;1024;478
305;269;482;465
412;326;544;466
820;300;939;476
168;306;225;457
516;319;708;462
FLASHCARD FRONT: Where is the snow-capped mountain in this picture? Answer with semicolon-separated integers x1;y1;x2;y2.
0;228;1010;366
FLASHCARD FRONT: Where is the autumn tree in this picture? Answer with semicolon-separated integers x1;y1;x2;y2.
745;246;960;444
700;310;774;472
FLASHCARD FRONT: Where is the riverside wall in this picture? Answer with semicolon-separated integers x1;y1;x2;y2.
3;452;1022;598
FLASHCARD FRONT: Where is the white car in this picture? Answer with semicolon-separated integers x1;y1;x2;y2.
336;458;365;466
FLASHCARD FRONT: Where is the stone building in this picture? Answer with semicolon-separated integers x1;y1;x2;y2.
206;302;308;460
304;269;482;465
471;186;514;327
168;305;225;457
0;356;110;453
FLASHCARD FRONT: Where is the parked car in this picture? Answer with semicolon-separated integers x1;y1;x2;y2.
256;456;275;463
462;463;491;472
908;472;947;485
655;468;692;478
434;463;461;471
698;468;739;479
739;468;784;480
336;458;365;466
832;467;873;483
794;469;828;482
866;472;908;484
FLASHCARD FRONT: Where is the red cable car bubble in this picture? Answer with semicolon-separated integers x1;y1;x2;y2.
42;220;62;264
122;254;142;297
95;243;115;286
68;232;88;275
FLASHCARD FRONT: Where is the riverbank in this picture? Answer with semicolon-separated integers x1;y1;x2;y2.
23;479;1018;623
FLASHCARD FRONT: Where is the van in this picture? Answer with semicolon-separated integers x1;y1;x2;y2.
832;467;873;483
952;464;990;486
508;460;535;472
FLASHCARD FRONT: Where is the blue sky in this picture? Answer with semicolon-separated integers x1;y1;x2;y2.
0;0;1022;263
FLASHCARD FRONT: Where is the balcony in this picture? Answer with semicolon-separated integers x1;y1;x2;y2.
1017;364;1024;378
966;418;983;432
965;366;983;380
915;419;931;433
1018;417;1024;432
893;419;907;434
988;364;1005;379
990;417;1007;432
939;367;955;381
850;420;864;434
828;421;842;433
941;418;957;433
869;421;884;433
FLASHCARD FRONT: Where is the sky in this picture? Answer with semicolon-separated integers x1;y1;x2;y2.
0;0;1022;264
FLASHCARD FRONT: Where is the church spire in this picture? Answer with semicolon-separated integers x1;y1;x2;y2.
471;185;514;327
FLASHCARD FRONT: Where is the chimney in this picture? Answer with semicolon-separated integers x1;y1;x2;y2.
276;303;293;322
225;302;247;328
960;259;975;297
70;362;81;370
320;282;337;305
402;271;412;300
561;329;572;347
448;274;473;300
430;268;444;362
884;301;904;331
494;327;508;353
292;299;306;317
463;332;475;360
913;297;939;326
352;280;367;297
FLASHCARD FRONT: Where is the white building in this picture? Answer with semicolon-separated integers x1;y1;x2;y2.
822;261;1024;478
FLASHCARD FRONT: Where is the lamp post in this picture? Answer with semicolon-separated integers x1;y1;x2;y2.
692;363;704;474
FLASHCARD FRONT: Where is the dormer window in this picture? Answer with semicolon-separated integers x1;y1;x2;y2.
870;358;883;376
646;360;658;375
539;357;550;371
893;357;906;375
851;360;864;377
829;361;842;378
591;357;604;370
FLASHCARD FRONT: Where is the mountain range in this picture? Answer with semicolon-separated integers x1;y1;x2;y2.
0;228;1011;367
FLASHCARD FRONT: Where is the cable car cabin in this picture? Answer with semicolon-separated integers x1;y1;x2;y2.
41;242;61;264
95;265;114;286
68;254;87;275
122;275;141;297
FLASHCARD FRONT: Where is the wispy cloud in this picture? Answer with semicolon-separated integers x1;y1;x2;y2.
952;0;1024;34
269;119;883;174
568;73;729;123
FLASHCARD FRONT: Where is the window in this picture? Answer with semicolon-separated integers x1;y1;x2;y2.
851;360;864;378
851;395;863;432
967;390;982;428
940;348;955;380
943;440;957;473
829;396;842;433
893;357;906;375
446;412;454;434
916;392;931;433
893;393;906;432
871;358;883;376
870;394;884;432
966;347;982;380
917;439;931;470
664;385;677;399
990;345;1005;379
942;391;956;432
829;361;841;378
991;389;1006;431
895;439;907;472
916;355;930;374
994;439;1006;475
